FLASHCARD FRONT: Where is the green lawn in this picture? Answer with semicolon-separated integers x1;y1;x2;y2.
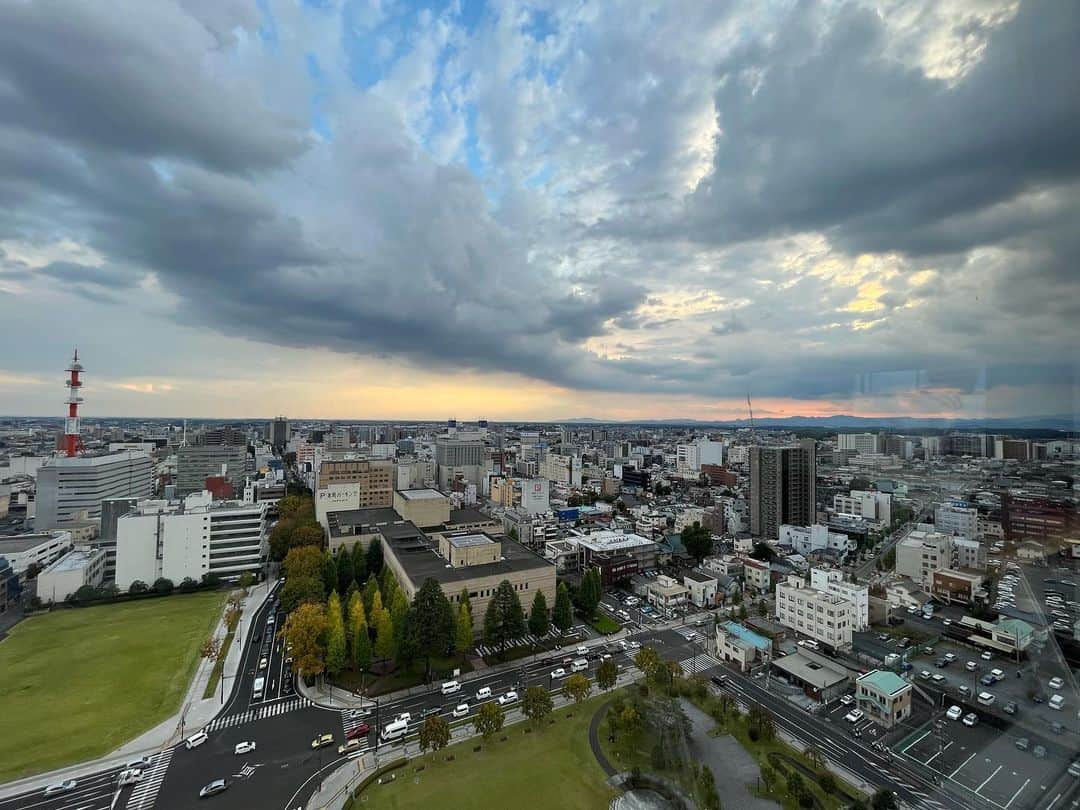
349;695;618;809
0;592;225;782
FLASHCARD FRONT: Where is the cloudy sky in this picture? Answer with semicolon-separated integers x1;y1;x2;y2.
0;0;1077;421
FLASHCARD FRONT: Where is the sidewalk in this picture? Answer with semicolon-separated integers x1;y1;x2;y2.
304;668;644;810
0;581;273;799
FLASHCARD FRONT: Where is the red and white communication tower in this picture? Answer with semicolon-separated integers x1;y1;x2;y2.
63;349;84;457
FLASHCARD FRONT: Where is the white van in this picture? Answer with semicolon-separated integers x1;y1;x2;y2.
1049;694;1065;710
185;731;209;750
571;658;588;673
253;677;265;699
977;692;995;706
441;680;462;696
475;686;492;701
379;719;408;743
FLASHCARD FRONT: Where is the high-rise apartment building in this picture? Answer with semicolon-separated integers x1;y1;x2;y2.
35;452;154;530
269;416;290;450
836;433;883;454
177;445;248;496
435;432;486;488
749;441;816;541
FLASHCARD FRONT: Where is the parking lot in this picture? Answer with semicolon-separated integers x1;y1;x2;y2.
899;714;1072;809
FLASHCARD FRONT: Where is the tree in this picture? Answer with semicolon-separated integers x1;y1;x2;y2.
818;773;837;795
325;591;347;676
804;744;826;771
128;580;149;595
400;578;455;681
418;713;451;756
179;577;199;593
482;580;527;656
552;581;573;631
507;526;518;541
454;590;474;657
576;568;602;617
759;765;776;793
345;591;365;657
786;771;805;798
269;519;296;560
596;658;618;690
757;599;768;617
473;702;505;742
373;606;396;662
152;577;174;594
351;541;368;584
528;590;550;639
738;604;748;620
750;542;777;562
237;571;255;592
283;602;328;679
321;551;338;596
521;686;553;724
633;646;661;676
284;545;325;581
748;705;776;741
563;673;592;704
697;765;721;810
366;537;384;578
380;566;399;605
362;576;380;615
290;524;325;550
280;575;325;613
871;789;898;810
390;588;409;647
681;521;713;562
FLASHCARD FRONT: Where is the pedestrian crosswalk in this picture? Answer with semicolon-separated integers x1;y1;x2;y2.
678;653;722;675
340;708;373;738
126;749;172;810
205;696;312;731
476;629;561;658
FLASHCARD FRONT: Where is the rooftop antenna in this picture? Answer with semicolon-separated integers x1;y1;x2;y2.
180;419;188;448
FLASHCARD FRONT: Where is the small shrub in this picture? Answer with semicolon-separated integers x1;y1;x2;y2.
748;726;760;742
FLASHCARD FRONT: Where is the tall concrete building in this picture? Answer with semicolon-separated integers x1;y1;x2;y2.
435;432;486;489
314;458;394;528
749;441;816;541
836;433;883;454
177;444;247;496
269;417;290;450
35;452;154;530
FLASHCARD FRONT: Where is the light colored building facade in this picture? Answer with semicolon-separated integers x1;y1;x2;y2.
435;432;486;489
833;490;892;525
743;556;771;592
0;531;73;575
935;503;979;538
520;478;550;514
36;548;107;602
778;524;855;559
951;537;986;571
895;527;954;588
538;453;581;487
646;574;689;613
683;569;718;607
716;621;772;671
35;451;154;529
837;433;884;454
115;492;268;588
393;488;451;528
856;670;911;728
775;574;854;650
176;445;247;496
315;458;394;527
809;567;869;630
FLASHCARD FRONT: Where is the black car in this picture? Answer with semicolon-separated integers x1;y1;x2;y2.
710;675;727;687
199;779;229;798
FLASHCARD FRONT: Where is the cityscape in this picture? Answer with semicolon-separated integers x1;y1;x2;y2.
1;2;1078;810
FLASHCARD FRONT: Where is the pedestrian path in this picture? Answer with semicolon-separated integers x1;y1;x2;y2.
679;653;722;675
205;696;313;731
125;749;173;810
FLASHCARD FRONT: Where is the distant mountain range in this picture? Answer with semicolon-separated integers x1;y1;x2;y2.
560;414;1077;431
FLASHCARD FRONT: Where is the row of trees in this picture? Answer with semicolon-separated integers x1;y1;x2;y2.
269;495;324;561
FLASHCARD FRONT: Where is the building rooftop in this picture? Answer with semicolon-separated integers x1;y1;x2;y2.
773;653;850;688
42;548;102;574
857;669;909;695
384;532;552;587
397;488;446;501
446;533;494;549
0;533;67;553
719;621;771;651
683;569;717;584
572;530;654;552
448;507;492;525
326;507;403;537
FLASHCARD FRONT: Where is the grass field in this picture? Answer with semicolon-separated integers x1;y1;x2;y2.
349;695;617;809
0;592;225;782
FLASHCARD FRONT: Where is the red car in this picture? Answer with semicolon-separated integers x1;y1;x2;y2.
346;723;370;740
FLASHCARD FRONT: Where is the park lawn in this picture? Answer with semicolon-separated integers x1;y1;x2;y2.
351;695;618;810
0;592;225;782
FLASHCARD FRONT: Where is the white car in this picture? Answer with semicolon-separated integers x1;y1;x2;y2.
576;646;589;656
840;694;854;706
946;705;963;721
43;781;77;796
394;712;411;724
962;712;978;727
966;661;978;671
980;651;993;661
628;641;641;650
550;667;567;680
452;703;469;718
117;769;144;786
234;741;256;755
844;709;864;723
1049;677;1064;690
498;691;518;705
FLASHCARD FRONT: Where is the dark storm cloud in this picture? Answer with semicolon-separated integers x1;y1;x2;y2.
37;262;142;290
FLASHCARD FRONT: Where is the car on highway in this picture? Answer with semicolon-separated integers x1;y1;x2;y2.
576;645;589;655
931;673;945;684
118;768;144;786
199;779;229;798
919;670;931;681
966;661;978;671
233;741;256;755
311;733;334;749
962;712;978;727
476;686;493;700
943;653;957;663
346;723;370;740
498;691;519;705
844;709;864;723
422;706;441;719
338;740;363;755
946;705;963;720
345;708;369;720
550;667;567;679
452;703;469;718
126;756;153;769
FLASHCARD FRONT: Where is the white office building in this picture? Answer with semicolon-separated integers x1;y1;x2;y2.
115;492;268;589
895;527;954;588
35;451;154;529
778;524;855;559
935;503;978;538
775;574;854;650
837;433;884;454
36;548;107;602
520;478;550;514
809;567;869;631
833;490;892;526
538;453;581;487
0;531;73;575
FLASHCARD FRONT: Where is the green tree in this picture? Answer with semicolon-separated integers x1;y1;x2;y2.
482;579;527;656
237;571;255;592
757;599;768;617
454;589;474;656
400;578;456;681
321;550;337;596
759;765;776;793
280;575;325;613
381;566;399;606
473;702;505;742
552;581;573;631
345;591;365;657
390;588;410;652
336;550;355;596
786;771;805;798
418;714;451;756
871;789;898;810
633;646;661;676
283;602;328;679
290;524;324;550
528;590;550;639
269;518;296;560
576;568;602;616
804;744;826;771
325;590;347;676
521;686;553;725
362;576;381;616
284;545;325;581
738;604;748;620
563;673;592;704
697;765;721;810
680;521;713;562
748;704;776;741
596;657;618;690
373;606;396;662
366;537;384;578
818;773;837;795
128;580;149;595
351;541;367;583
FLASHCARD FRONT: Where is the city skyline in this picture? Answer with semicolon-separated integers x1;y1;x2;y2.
1;1;1078;421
